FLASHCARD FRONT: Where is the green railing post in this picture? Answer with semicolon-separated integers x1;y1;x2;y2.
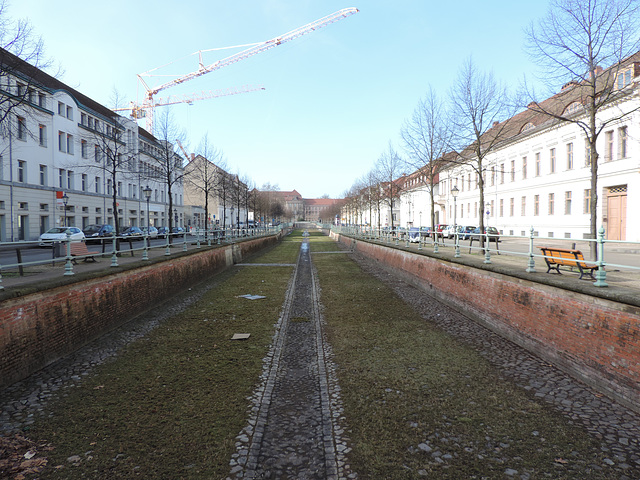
526;226;536;273
111;236;119;267
593;225;608;287
64;233;74;276
142;233;149;261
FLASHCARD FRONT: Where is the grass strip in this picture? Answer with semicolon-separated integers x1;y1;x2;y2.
26;239;298;479
312;233;609;479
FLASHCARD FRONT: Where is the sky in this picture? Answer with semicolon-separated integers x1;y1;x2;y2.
8;0;552;199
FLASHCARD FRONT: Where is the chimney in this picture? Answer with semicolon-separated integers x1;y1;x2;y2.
492;121;499;127
190;153;195;161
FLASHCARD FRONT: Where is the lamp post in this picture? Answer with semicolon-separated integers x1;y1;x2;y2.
62;193;69;227
143;186;152;260
451;185;460;258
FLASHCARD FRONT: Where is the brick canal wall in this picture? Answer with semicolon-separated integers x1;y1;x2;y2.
0;236;280;389
332;232;640;413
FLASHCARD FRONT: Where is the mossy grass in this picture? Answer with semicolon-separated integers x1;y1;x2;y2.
26;243;296;479
312;233;610;479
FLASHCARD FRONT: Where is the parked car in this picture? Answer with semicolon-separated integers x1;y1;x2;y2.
141;226;158;239
157;226;169;239
470;226;500;242
407;227;421;243
83;224;114;243
419;226;433;237
39;227;85;246
171;227;185;235
119;226;143;240
435;224;448;238
460;225;477;240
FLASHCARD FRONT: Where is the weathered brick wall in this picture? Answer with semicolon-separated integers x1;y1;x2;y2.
0;236;277;389
333;233;640;413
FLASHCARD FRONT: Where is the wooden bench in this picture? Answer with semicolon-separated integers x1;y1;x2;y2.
537;246;598;280
69;242;100;263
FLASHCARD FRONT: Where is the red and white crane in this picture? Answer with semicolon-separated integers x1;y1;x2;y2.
120;7;358;132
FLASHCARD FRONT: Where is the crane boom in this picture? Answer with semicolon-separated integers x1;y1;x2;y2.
120;7;358;132
142;7;358;99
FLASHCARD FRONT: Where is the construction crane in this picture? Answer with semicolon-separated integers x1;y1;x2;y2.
113;85;265;120
124;7;358;132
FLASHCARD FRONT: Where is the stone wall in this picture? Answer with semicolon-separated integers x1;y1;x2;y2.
0;236;278;389
332;232;640;413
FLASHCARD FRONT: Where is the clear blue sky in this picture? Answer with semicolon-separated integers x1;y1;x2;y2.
9;0;550;198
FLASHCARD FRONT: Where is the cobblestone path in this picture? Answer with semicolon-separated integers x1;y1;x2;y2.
229;238;354;479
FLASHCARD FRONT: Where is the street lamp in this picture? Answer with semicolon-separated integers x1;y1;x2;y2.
451;185;460;258
143;186;152;227
62;193;69;227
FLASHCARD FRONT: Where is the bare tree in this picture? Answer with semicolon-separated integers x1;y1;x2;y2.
449;57;517;247
376;142;405;229
185;133;226;235
525;0;640;256
0;1;53;140
151;110;186;234
401;86;451;234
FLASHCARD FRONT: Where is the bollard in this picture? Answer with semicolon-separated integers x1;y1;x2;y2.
454;233;461;258
484;235;492;264
111;236;119;267
64;232;74;276
593;225;608;287
526;226;536;273
142;233;149;261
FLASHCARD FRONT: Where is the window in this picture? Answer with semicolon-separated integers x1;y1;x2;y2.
510;159;515;181
67;170;73;190
66;105;73;120
500;163;505;183
17;116;26;140
509;197;514;216
107;179;112;195
66;134;74;154
605;131;613;161
617;67;633;89
534;194;539;216
522;156;527;179
38;92;46;108
39;164;47;186
467;173;471;191
39;124;46;146
58;131;65;152
566;143;573;169
82;174;87;191
81;140;88;158
17;160;26;182
535;152;540;176
618;126;628;158
59;168;65;188
474;201;478;218
584;189;591;214
16;82;25;96
95;177;101;194
94;144;101;162
88;117;94;129
117;181;122;196
548;193;555;215
58;101;65;116
550;148;556;173
564;191;572;215
585;138;591;167
490;166;495;186
81;113;87;126
521;196;526;216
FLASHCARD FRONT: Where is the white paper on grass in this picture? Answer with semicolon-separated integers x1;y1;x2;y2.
238;294;266;300
231;333;251;340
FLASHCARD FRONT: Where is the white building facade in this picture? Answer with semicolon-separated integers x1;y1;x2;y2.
0;48;183;241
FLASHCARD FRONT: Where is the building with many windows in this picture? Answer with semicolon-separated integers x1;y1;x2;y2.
346;54;639;242
0;47;183;241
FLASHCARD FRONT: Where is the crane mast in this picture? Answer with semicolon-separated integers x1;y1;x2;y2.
129;7;358;132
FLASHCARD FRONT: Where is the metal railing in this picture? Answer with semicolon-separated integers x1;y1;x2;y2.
0;225;284;290
332;225;640;288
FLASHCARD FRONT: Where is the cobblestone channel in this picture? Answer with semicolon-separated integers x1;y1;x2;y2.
229;238;354;479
